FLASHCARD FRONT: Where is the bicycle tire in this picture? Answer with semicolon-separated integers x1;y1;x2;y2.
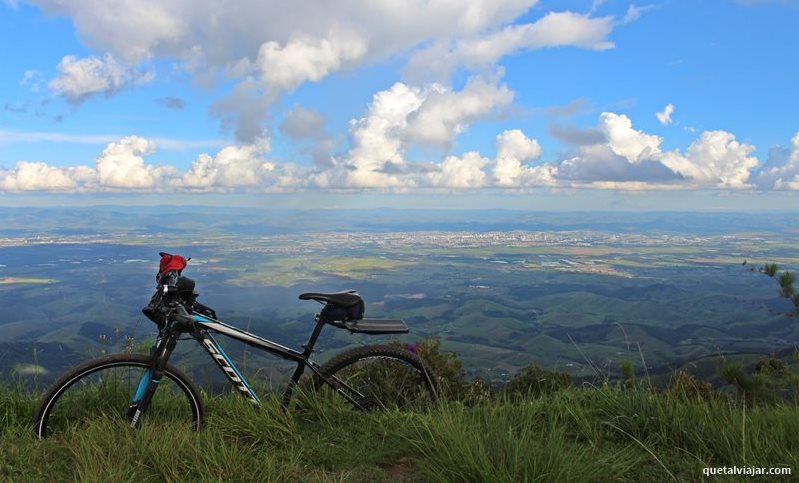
313;344;437;410
33;353;204;439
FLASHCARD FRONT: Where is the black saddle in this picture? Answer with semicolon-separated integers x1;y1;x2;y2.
299;290;407;333
299;290;365;322
299;290;362;307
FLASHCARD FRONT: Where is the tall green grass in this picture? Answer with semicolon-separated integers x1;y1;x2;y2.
1;384;796;482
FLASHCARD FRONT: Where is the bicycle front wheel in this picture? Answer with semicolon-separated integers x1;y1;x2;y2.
313;344;437;410
33;353;204;438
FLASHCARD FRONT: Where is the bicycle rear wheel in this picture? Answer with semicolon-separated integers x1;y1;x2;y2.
313;344;437;410
33;353;204;438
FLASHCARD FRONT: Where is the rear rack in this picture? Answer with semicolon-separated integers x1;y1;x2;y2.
334;319;409;335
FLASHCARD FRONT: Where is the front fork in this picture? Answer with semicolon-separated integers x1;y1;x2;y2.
126;327;178;427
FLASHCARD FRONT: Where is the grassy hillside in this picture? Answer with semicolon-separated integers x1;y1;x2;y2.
1;385;796;482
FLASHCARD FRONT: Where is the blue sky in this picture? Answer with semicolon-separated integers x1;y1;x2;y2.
0;0;797;208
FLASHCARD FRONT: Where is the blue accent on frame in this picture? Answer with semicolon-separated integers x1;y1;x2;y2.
191;313;259;402
215;341;260;403
133;369;151;404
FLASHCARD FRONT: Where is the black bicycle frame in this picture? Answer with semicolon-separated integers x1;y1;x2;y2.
188;312;360;408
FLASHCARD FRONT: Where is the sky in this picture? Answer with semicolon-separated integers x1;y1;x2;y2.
0;0;798;209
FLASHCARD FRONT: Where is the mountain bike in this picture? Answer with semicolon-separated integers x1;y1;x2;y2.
33;253;437;438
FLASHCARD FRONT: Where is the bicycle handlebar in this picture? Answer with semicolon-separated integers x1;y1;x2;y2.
168;302;195;331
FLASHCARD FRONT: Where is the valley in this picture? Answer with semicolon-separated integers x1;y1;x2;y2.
1;207;797;387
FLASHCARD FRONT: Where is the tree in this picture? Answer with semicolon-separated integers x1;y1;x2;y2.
762;263;779;277
778;271;796;298
751;261;799;315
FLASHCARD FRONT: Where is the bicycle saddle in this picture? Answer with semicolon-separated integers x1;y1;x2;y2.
299;290;362;307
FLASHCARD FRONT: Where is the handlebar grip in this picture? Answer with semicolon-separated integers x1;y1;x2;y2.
169;303;195;330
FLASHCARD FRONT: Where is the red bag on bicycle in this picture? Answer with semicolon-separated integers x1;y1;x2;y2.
157;252;188;284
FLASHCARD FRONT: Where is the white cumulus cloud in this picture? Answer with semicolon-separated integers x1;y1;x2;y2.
0;136;298;193
659;131;758;188
95;136;174;189
322;82;424;189
254;31;368;91
0;162;94;191
426;152;491;188
405;74;514;147
321;72;516;188
656;103;675;125
405;11;616;82
423;129;554;189
493;130;549;186
49;54;152;104
175;138;279;190
553;112;760;189
754;131;799;190
601;112;662;162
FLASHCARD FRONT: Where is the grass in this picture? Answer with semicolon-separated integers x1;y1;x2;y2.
0;277;57;285
227;258;323;287
1;384;797;481
324;257;416;278
226;256;413;286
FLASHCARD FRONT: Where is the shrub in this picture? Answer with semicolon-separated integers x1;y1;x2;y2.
619;359;636;389
504;363;571;400
392;338;467;400
717;354;799;404
666;371;714;401
720;362;760;398
463;377;494;405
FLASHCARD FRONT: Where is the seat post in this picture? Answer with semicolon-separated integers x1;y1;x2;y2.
281;314;326;409
302;314;325;358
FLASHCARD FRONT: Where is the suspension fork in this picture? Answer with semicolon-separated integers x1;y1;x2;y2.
126;325;179;426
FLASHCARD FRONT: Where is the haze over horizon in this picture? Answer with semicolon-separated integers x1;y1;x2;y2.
1;0;798;210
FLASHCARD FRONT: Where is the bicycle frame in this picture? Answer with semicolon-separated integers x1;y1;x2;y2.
131;296;411;423
187;311;358;409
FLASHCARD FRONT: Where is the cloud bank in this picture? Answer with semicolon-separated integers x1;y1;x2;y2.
9;1;795;196
3;111;796;193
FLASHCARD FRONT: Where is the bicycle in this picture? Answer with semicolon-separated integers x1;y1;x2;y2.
33;253;437;438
